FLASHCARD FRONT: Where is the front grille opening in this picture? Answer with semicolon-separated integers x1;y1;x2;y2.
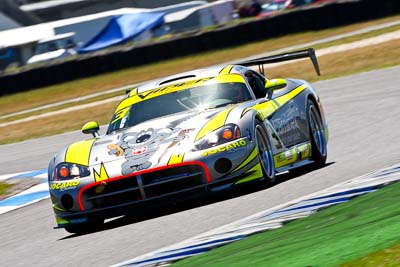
81;164;207;210
143;166;205;197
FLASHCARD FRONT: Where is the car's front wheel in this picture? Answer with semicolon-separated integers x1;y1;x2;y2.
255;120;275;186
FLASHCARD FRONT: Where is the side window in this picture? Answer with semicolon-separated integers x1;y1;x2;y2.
245;71;266;98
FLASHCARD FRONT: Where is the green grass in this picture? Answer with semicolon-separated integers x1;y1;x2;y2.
172;182;400;267
341;243;400;267
0;90;122;124
0;182;13;197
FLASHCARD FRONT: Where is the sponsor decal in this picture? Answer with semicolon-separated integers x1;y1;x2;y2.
135;78;213;101
299;144;311;159
285;150;293;161
51;180;80;191
276;150;295;163
202;140;247;157
275;116;298;136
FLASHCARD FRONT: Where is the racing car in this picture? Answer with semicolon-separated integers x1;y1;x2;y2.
48;48;328;233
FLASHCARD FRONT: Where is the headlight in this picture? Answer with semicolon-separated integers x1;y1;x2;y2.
194;124;241;150
52;163;90;181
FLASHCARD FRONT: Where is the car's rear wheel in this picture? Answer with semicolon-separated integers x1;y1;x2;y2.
307;100;327;166
255;120;275;185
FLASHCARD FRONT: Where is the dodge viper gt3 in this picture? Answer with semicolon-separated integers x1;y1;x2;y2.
48;49;328;233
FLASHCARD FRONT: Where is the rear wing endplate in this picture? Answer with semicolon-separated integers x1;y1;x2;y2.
237;48;320;76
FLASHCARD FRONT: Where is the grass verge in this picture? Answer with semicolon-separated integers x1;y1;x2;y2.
171;182;400;267
0;182;13;197
0;100;118;144
1;14;399;118
1;38;399;145
341;243;400;267
0;179;41;200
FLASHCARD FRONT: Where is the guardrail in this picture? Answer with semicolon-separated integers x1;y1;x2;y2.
0;0;399;95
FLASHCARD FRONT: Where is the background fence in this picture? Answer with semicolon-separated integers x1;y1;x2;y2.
1;0;399;95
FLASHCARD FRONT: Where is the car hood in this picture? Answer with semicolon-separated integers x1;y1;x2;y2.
66;107;236;179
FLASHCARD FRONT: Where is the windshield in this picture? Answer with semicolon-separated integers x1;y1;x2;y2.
107;82;252;133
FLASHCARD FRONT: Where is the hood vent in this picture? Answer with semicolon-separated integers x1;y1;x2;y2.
159;75;196;85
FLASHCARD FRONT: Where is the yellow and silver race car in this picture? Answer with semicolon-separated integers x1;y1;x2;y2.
48;49;328;233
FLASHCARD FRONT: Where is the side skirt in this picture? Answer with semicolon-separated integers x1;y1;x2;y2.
276;158;314;173
274;142;313;173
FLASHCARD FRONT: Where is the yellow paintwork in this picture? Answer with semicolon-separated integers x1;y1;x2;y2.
274;142;311;168
114;74;246;114
81;121;99;133
53;204;66;212
324;126;329;143
93;162;109;182
65;139;95;166
232;146;258;173
111;106;130;124
234;163;263;184
168;152;185;165
56;216;69;225
195;106;235;142
265;78;287;90
274;84;307;106
244;101;277;121
243;84;307;120
128;87;138;97
219;65;234;75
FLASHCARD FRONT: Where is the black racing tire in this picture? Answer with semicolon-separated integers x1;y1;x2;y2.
64;217;104;234
307;99;327;167
255;120;276;186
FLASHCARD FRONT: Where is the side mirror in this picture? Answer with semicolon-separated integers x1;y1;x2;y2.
265;78;287;91
82;121;100;137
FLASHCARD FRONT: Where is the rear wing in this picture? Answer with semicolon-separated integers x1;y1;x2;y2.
236;48;320;76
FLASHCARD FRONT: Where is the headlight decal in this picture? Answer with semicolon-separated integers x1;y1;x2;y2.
194;124;242;151
195;106;234;142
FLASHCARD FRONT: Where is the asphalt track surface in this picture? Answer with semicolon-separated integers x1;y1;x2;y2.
1;66;400;266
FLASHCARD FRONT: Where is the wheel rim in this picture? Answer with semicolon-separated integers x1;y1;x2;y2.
309;105;327;157
255;125;275;178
